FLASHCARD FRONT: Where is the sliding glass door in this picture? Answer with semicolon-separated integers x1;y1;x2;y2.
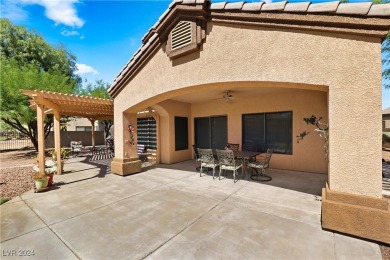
195;116;227;149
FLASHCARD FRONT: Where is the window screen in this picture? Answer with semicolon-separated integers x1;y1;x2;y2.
242;111;292;154
266;112;292;154
175;117;188;151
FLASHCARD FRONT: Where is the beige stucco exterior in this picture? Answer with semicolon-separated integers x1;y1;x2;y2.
114;22;382;198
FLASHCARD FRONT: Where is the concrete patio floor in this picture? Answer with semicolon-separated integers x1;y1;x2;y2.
0;157;382;259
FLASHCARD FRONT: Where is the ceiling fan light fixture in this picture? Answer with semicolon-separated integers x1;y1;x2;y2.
223;90;233;100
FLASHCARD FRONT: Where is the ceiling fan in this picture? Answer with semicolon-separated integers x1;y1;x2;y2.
222;90;234;101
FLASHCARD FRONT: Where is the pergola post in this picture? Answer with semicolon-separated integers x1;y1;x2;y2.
53;111;62;175
37;104;46;174
88;118;96;147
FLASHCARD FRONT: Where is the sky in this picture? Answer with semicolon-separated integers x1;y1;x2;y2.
1;0;389;108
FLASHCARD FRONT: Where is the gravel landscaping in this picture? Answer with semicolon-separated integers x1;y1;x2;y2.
0;166;34;199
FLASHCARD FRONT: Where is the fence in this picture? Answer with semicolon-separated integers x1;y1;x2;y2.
0;130;33;151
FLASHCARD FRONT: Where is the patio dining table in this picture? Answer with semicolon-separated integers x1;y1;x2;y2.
233;150;262;178
208;150;262;178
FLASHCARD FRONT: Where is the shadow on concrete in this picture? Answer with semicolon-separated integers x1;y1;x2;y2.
154;160;327;196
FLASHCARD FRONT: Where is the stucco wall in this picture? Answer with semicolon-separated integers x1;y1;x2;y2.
114;22;382;197
191;88;328;174
155;100;192;164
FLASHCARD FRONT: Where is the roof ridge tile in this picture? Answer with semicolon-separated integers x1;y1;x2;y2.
225;2;245;10
210;2;227;10
307;1;340;13
242;2;264;12
336;2;372;15
284;2;311;13
261;1;287;11
367;3;390;16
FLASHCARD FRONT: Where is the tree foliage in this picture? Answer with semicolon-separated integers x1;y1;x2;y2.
383;32;390;89
0;19;81;150
78;79;113;138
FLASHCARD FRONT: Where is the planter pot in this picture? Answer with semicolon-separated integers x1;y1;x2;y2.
46;174;54;186
34;178;48;189
59;161;65;172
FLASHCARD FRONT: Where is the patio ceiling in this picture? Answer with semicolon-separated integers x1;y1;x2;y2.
170;86;323;104
22;90;113;120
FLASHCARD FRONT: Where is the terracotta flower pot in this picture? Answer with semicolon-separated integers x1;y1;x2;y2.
46;173;54;186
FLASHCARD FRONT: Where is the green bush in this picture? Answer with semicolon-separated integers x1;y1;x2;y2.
383;134;390;147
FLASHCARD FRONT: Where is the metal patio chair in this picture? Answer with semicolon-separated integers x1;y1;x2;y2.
225;143;240;151
216;149;243;182
248;148;273;181
193;144;201;171
197;148;219;179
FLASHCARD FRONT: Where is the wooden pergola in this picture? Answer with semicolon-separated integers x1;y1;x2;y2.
22;90;113;174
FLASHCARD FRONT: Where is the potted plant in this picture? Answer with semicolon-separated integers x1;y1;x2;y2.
32;172;48;190
50;148;70;172
45;167;56;186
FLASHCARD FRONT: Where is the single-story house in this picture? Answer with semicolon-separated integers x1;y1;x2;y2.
108;0;390;243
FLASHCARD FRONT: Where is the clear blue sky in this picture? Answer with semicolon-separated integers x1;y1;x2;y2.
1;0;389;108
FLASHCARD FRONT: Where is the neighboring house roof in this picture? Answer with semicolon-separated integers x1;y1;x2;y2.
383;107;390;115
108;0;390;98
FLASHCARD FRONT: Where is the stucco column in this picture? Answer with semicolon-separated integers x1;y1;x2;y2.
53;111;62;175
37;104;46;174
111;112;141;176
322;62;389;244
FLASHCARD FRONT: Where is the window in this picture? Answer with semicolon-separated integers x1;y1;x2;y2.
242;112;292;154
76;126;92;131
175;117;188;151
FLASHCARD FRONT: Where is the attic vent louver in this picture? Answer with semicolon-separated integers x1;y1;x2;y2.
171;21;192;50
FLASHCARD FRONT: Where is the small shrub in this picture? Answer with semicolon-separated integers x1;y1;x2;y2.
383;134;390;146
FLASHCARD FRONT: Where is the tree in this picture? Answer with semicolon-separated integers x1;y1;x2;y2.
376;0;390;89
0;19;81;150
383;33;390;89
78;79;113;138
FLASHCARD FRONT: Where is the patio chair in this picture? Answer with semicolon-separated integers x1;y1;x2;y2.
216;149;243;182
248;148;273;181
70;141;83;157
197;148;219;178
192;144;201;171
225;143;240;151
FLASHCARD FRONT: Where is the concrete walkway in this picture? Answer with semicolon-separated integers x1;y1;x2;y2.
0;157;382;259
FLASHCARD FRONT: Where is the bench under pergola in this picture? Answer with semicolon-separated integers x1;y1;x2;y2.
22;90;113;174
